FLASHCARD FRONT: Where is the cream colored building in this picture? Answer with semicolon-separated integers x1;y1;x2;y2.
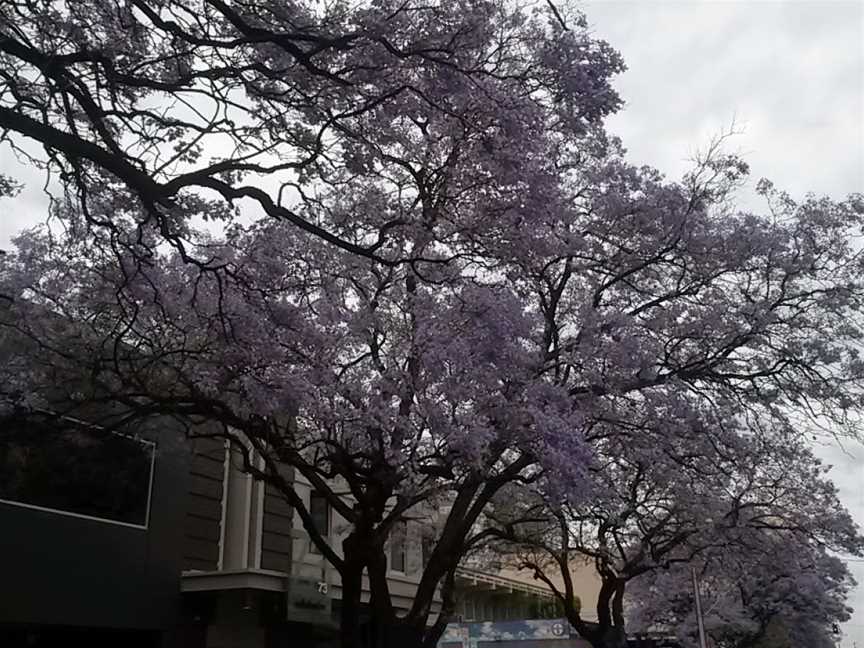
177;439;598;648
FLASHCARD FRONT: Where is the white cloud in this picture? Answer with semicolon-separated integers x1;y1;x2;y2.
0;140;52;250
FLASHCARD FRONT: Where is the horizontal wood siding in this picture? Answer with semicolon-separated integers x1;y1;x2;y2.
261;480;293;573
182;437;224;571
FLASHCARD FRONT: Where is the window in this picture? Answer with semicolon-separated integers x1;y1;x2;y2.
309;491;329;553
463;595;475;621
421;533;435;569
390;520;407;572
0;412;155;528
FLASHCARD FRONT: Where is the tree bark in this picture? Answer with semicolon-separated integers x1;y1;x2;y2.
421;567;457;648
366;546;396;648
375;620;426;648
563;577;628;648
339;557;364;648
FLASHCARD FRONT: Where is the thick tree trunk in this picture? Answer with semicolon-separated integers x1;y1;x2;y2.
339;559;365;648
596;626;628;648
367;548;395;627
566;622;627;648
340;532;420;648
565;619;628;648
340;532;369;648
565;577;629;648
374;620;426;648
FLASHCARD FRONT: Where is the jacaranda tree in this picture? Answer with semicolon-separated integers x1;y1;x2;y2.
1;2;864;648
481;420;864;648
0;0;623;264
628;535;858;648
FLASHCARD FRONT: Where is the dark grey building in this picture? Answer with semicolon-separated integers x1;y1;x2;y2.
0;411;191;648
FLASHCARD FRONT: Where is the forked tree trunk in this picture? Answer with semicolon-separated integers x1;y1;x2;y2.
338;475;511;648
339;559;365;648
564;577;629;648
371;621;426;648
596;625;628;648
347;554;453;648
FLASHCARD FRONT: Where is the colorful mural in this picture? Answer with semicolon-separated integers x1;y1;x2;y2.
438;621;681;647
438;619;591;647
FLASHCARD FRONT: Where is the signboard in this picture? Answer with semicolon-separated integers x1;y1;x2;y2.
286;576;334;626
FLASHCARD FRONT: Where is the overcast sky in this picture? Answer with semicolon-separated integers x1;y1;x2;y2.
1;0;863;644
582;0;864;644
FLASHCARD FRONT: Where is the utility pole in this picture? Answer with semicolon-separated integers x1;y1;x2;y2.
691;567;708;648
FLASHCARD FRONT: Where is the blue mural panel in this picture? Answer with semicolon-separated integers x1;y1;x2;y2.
439;619;591;647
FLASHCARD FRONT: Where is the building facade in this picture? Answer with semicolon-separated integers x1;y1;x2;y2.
0;307;607;648
0;410;604;648
0;411;190;648
177;440;576;648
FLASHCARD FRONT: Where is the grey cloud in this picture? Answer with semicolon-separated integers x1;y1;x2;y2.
585;0;863;211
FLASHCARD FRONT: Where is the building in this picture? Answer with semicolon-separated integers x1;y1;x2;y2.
0;304;660;648
178;439;578;648
0;409;189;648
0;412;604;648
0;303;596;647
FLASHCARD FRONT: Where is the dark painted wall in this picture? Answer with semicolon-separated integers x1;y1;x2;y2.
183;436;225;572
0;422;189;632
261;476;294;573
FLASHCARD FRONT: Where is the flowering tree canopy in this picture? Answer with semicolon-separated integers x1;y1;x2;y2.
0;0;623;264
628;536;858;648
2;3;864;648
482;422;864;648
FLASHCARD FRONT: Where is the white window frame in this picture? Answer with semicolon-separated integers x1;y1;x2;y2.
389;520;408;574
0;412;156;530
